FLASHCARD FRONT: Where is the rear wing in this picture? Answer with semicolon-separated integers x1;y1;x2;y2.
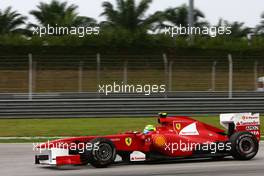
220;113;260;140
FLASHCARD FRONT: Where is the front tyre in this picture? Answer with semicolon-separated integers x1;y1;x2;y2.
82;138;116;168
229;131;259;160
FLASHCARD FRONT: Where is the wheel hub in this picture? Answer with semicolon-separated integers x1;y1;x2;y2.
239;138;254;154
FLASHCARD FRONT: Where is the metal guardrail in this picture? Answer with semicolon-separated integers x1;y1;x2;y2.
0;93;263;118
0;91;264;99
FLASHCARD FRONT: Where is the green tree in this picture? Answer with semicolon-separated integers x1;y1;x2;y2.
218;19;251;37
161;4;207;27
0;7;27;35
100;0;160;33
256;12;264;34
29;0;96;27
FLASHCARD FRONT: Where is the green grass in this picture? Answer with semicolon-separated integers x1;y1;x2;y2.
0;116;263;142
0;118;156;137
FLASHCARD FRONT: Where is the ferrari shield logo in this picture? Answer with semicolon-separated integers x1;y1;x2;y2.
175;123;181;130
125;137;132;146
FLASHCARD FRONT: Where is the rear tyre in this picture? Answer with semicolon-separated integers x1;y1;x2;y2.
229;131;259;160
81;138;116;168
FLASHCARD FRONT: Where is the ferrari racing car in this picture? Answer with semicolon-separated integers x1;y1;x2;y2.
35;112;260;168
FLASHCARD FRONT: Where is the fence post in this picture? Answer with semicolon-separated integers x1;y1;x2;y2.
212;61;217;91
163;53;168;97
254;60;258;91
96;53;101;97
228;54;233;98
33;61;37;92
123;60;128;85
78;61;83;93
168;61;174;92
28;53;33;100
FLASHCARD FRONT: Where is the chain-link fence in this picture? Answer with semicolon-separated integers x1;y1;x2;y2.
0;54;263;95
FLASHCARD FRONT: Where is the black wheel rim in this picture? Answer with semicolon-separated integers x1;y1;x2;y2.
239;138;254;154
95;143;112;161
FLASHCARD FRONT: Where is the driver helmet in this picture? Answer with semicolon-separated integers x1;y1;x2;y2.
143;124;156;134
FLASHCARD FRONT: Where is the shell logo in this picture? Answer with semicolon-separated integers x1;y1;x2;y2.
153;135;166;147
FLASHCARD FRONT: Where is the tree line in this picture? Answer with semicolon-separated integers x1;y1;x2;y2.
0;0;264;49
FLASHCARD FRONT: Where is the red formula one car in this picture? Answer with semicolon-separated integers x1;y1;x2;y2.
35;112;260;168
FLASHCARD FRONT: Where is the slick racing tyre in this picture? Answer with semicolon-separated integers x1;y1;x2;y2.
81;138;116;168
229;131;259;160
